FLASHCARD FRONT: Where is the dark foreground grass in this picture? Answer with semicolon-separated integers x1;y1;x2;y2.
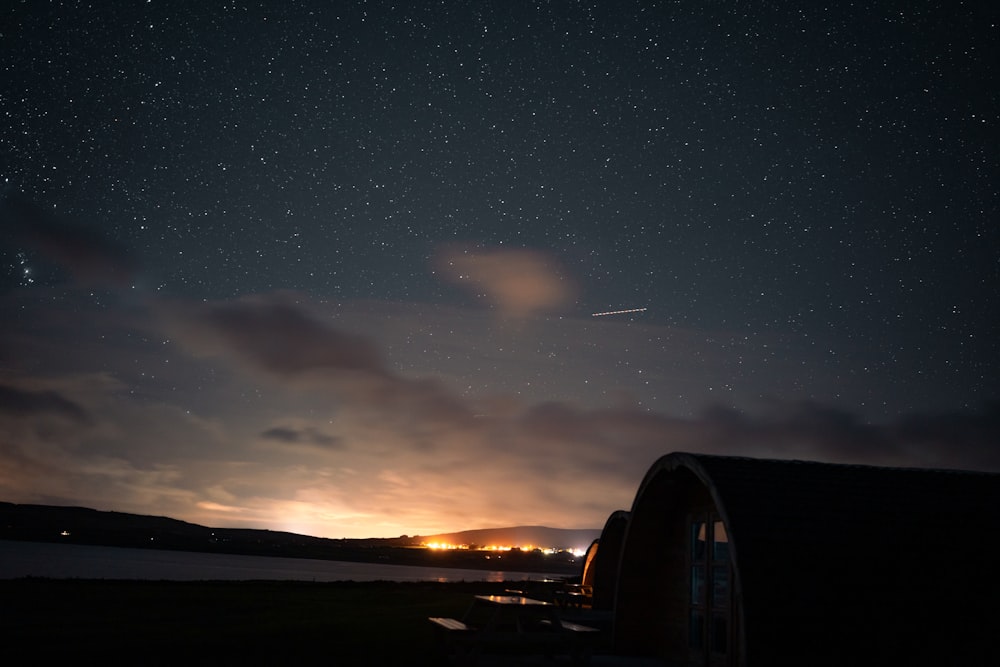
0;578;563;665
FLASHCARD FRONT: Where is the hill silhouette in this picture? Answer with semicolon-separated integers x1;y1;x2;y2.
0;502;596;574
421;526;598;552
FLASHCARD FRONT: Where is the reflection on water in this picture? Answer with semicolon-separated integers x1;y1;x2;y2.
0;540;558;582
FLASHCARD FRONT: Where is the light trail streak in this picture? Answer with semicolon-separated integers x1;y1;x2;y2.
591;307;648;317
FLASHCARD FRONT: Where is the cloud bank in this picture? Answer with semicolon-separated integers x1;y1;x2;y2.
1;215;997;538
2;288;998;539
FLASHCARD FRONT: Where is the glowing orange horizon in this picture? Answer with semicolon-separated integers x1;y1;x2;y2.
422;541;586;557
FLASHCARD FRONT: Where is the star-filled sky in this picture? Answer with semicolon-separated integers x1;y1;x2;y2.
2;1;998;539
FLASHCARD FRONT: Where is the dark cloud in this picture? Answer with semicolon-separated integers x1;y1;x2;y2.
161;295;388;381
260;425;344;450
501;397;1000;485
697;402;894;461
0;383;92;424
161;295;476;432
1;193;137;288
686;401;1000;471
261;426;304;443
890;402;1000;470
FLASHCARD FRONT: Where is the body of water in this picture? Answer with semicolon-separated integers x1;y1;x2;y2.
0;540;562;582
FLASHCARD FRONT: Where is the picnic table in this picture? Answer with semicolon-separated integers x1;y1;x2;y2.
430;594;600;665
554;583;594;609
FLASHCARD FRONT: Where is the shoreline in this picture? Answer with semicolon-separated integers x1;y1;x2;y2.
0;538;575;582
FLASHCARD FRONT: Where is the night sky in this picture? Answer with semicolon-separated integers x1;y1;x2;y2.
2;1;998;539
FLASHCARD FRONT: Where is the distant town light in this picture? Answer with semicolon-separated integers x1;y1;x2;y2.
421;540;583;555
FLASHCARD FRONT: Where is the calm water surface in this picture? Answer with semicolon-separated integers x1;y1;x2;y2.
0;540;561;582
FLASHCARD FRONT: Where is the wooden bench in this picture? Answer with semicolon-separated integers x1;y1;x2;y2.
555;588;593;609
430;615;600;637
430;612;600;664
539;618;601;663
552;619;600;634
429;616;472;633
429;617;478;664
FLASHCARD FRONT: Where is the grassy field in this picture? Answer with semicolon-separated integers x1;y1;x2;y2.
1;578;575;665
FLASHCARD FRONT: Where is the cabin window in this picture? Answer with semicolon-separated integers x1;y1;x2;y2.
692;520;708;560
712;565;729;607
713;520;729;561
692;564;706;601
689;513;734;663
690;609;705;648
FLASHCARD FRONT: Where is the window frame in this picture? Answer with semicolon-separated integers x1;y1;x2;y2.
687;512;734;666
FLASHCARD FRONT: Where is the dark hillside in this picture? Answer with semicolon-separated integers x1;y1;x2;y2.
0;502;588;574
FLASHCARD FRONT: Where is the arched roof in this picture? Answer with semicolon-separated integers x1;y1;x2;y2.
579;538;599;586
617;452;1000;666
590;510;629;610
